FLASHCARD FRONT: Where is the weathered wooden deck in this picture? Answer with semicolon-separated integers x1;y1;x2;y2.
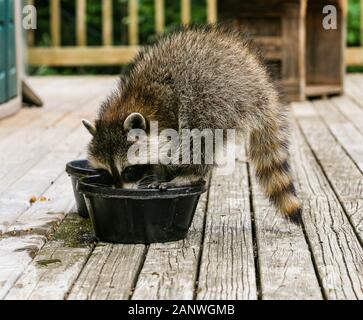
0;75;362;300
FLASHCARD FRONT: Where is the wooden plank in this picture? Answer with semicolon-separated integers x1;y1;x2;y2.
290;118;363;300
312;99;363;173
196;148;257;300
132;194;208;300
346;47;363;66
305;85;342;97
76;0;87;46
0;78;109;194
6;170;77;237
154;0;164;34
27;42;282;67
0;78;113;233
248;144;322;300
0;76;118;299
294;100;363;246
281;0;307;101
0;151;77;234
0;78;78;141
306;0;345;90
28;47;140;66
181;0;191;25
102;0;113;46
0;108;41;141
68;244;146;300
345;75;363;108
0;235;46;299
0;111;80;195
53;125;93;154
26;0;35;46
128;0;138;46
50;0;61;47
207;0;217;24
350;73;363;91
331;96;363;135
5;215;95;300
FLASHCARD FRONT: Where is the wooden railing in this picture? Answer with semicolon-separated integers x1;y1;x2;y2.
346;0;363;66
27;0;362;67
27;0;218;66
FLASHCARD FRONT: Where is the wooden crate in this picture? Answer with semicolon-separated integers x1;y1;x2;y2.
218;0;346;102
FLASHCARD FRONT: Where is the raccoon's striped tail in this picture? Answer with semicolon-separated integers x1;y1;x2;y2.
248;121;302;224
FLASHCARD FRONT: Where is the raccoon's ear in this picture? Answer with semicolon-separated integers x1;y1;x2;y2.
82;119;97;136
123;112;146;132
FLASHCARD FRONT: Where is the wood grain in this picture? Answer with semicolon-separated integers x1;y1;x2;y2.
50;0;61;47
207;0;217;24
248;140;322;300
128;0;139;45
102;0;113;46
132;194;208;300
312;99;363;173
155;0;165;34
28;47;139;66
76;0;87;46
196;147;257;300
291;117;363;300
330;96;363;136
0;235;46;299
5;215;95;300
181;0;191;25
68;244;146;300
293;100;363;245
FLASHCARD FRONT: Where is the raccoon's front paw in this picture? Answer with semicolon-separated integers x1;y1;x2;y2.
147;183;159;189
147;182;171;191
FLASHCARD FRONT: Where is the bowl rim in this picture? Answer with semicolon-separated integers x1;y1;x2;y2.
78;174;207;199
66;159;99;177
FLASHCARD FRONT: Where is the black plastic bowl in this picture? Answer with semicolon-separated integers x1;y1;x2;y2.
66;160;99;218
78;174;206;244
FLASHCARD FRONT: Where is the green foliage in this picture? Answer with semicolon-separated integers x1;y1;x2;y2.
31;0;207;74
31;0;362;75
32;0;207;47
348;0;361;46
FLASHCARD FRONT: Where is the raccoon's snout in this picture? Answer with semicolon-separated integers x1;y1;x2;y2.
109;162;122;187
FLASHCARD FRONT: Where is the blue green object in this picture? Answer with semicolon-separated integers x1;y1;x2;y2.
0;0;17;104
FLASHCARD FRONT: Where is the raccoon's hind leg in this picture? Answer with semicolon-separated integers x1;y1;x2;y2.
248;112;302;224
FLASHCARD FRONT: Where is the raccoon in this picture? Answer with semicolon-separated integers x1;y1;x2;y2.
82;25;302;223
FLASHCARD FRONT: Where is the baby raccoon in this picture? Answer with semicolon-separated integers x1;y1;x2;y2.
83;25;302;223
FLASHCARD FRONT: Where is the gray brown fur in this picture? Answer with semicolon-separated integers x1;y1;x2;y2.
84;25;302;222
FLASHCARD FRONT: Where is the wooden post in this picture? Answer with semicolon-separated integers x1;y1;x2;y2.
128;0;138;45
50;0;61;47
102;0;113;46
181;0;191;25
282;0;307;101
340;0;347;93
207;0;217;24
155;0;165;34
76;0;86;46
26;0;35;47
305;0;346;97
